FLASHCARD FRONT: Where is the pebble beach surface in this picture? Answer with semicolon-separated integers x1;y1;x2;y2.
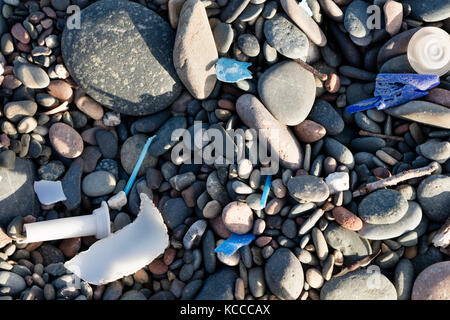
0;0;449;301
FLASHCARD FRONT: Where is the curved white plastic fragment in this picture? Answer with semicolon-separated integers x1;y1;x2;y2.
64;193;169;285
34;180;67;205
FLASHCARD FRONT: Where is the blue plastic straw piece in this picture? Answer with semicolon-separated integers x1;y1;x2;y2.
214;233;256;256
260;175;272;208
124;135;156;196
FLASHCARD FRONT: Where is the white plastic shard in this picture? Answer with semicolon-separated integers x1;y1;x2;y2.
34;180;67;205
64;193;169;285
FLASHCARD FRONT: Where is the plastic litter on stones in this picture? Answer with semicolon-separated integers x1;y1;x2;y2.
214;232;256;256
215;58;253;83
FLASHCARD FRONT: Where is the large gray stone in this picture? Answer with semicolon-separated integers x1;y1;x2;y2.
257;61;316;126
402;0;450;22
0;158;39;226
324;222;372;260
417;175;450;223
61;0;182;116
320;269;397;300
195;267;237;300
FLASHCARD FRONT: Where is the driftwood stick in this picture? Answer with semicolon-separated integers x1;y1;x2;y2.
334;249;381;278
432;217;450;248
294;58;328;81
353;162;439;197
359;130;405;141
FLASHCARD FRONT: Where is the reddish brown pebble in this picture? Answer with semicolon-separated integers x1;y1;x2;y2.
296;217;306;225
80;146;102;173
133;269;150;284
209;215;232;239
218;99;235;111
424;88;450;107
255;236;272;247
11;23;30;44
412;261;450;300
0;134;10;147
2;75;22;90
93;285;105;300
373;167;392;179
295;169;309;175
47;80;73;101
222;201;254;234
81;127;102;145
59;237;81;258
25;242;43;252
82;236;97;248
23;215;36;223
49;122;84;158
41;18;53;29
148;259;168;275
171;90;192;113
394;123;409;135
404;245;418;259
320;92;338;102
325;73;340;93
42;7;57;18
16;42;31;53
163;247;176;266
293;120;327;143
29;11;46;23
332;207;363;231
265;198;285;215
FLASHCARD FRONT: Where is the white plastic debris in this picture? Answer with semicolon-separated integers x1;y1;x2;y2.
18;201;111;244
103;111;121;126
64;194;169;285
325;172;350;194
34;180;67;205
298;0;313;17
107;191;127;210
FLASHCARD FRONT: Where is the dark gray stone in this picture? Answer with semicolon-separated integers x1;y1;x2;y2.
61;158;83;211
220;0;251;23
264;248;304;300
264;14;309;59
0;158;40;226
95;130;118;159
417;175;450;222
403;0;450;22
324;222;372;260
324;138;355;170
195;267;237;300
0;271;26;296
149;116;187;157
61;0;182;116
161;198;192;230
308;99;345;136
358;189;408;224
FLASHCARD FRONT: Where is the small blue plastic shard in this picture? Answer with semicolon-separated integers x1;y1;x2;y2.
216;58;252;83
346;73;440;114
260;175;272;208
214;233;256;256
124;135;156;196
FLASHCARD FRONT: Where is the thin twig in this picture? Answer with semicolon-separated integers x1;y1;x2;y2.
353;162;439;197
359;130;405;141
294;58;328;81
334;249;381;278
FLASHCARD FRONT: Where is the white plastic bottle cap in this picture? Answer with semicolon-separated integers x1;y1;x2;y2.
407;27;450;76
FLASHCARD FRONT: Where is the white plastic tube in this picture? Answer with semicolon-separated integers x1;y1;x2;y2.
18;202;111;244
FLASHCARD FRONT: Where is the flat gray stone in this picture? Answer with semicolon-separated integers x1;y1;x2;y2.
359;201;423;240
324;222;372;260
417;175;450;222
0;158;39;226
287;175;330;203
358;189;408;224
61;0;182;116
195;267;237;300
320;269;397;300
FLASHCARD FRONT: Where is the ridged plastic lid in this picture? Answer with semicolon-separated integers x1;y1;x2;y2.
407;27;450;76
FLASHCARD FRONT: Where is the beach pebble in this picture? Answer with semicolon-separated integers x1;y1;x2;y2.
258;60;316;126
358;189;408;225
325;172;349;194
417;175;450;223
173;0;218;99
82;171;116;197
320;269;397;300
412;261;450;300
13;63;49;89
49;123;84;159
264;248;304;300
332;207;363;231
323;222;371;260
222;201;254;234
287;175;329;203
293;120;326;143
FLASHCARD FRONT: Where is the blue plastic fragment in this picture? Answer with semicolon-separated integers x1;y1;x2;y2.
346;73;440;114
260;175;272;208
216;58;252;83
214;233;256;256
124;135;156;196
